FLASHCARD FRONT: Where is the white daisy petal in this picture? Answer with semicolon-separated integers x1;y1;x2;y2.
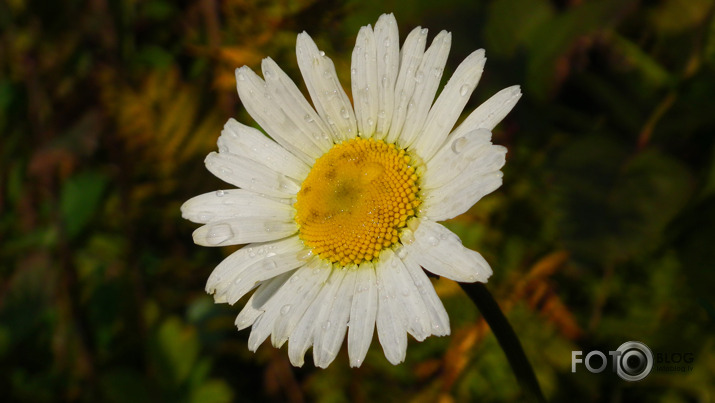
375;257;408;365
401;251;450;336
313;267;356;368
450;85;522;139
261;58;334;151
191;217;297;247
351;25;378;138
272;258;332;347
287;267;345;367
181;189;293;224
204;151;300;198
225;239;307;305
385;26;428;144
235;271;293;330
423;169;504;221
398;31;452;148
372;13;399;140
205;236;301;299
247;268;305;351
296;32;357;142
382;250;431;341
422;130;506;190
405;220;493;283
348;262;378;367
235;67;322;163
218;118;311;181
410;49;487;161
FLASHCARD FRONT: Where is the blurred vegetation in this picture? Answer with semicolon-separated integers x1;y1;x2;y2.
1;0;714;401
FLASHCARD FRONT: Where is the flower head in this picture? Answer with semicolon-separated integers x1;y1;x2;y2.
181;13;520;368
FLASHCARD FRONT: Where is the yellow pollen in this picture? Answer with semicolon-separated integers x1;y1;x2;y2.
294;137;421;266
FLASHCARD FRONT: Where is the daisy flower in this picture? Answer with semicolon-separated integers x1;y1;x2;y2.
181;13;520;368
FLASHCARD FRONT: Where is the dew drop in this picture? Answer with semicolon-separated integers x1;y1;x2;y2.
383;38;391;47
280;305;292;315
340;108;350;119
215;189;226;197
250;177;257;184
264;69;272;79
428;236;440;246
304;114;314;123
439;233;448;240
401;230;415;245
247;247;256;257
415;71;424;83
451;137;468;154
420;28;428;35
351;68;357;76
395;247;407;259
322;321;332;330
264;259;278;270
197;212;215;222
381;75;388;87
459;84;470;96
297;249;314;261
367;118;374;127
323;70;331;79
378;109;386;118
433;67;443;78
319;50;326;57
206;223;233;245
220;166;233;175
237;72;245;81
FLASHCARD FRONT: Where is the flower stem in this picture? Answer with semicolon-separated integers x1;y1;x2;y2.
460;282;545;403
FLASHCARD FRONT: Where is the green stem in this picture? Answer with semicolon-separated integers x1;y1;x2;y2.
460;282;546;403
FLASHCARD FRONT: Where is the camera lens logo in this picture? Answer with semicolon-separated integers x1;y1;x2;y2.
615;341;653;381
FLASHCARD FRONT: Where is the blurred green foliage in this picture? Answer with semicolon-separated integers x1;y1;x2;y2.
1;0;714;401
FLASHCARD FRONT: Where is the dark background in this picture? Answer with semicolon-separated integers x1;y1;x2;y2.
1;0;714;401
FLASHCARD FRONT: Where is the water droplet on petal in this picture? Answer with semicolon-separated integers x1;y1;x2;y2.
215;189;226;197
206;223;233;245
280;305;291;315
415;71;424;83
322;321;331;330
383;38;391;47
401;230;415;245
428;236;440;246
420;28;428;35
237;72;245;81
340;108;350;119
351;68;357;75
367;118;374;127
198;212;215;222
433;67;443;78
304;114;314;123
451;137;468;154
459;84;470;96
297;249;314;261
319;50;326;57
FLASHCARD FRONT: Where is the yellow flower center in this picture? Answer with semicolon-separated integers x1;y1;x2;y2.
294;137;421;266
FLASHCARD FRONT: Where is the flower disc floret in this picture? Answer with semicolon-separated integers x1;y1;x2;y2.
294;137;420;265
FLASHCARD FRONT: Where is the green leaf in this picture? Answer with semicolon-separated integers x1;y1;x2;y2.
484;0;554;58
189;380;233;403
154;317;200;386
60;171;108;240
